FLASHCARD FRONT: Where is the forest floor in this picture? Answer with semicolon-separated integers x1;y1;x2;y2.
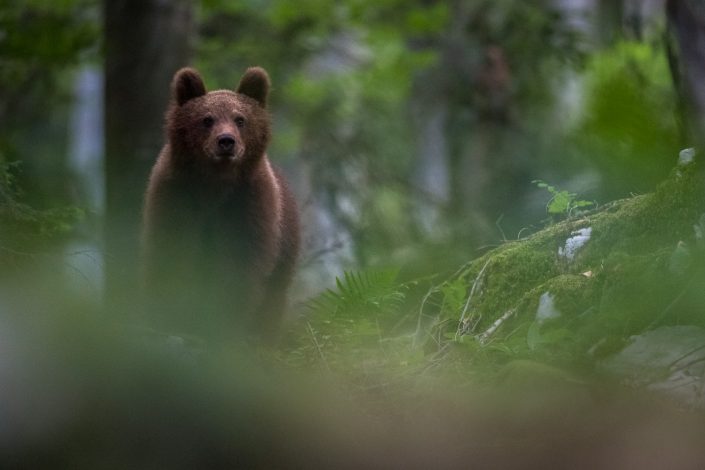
284;161;705;412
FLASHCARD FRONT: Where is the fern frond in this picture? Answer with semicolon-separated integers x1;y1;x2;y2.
306;268;405;318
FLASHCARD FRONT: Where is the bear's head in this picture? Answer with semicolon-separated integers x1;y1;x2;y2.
166;67;272;175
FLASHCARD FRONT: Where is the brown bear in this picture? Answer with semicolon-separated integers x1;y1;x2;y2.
141;66;300;339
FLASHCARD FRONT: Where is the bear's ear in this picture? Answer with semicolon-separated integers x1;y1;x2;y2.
236;67;270;107
172;67;207;106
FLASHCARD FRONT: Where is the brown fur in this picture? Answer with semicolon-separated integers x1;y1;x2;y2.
141;67;300;338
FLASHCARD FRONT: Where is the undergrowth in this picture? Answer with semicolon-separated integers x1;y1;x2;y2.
281;164;705;395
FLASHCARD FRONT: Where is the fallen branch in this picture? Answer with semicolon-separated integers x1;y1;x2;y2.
477;309;516;345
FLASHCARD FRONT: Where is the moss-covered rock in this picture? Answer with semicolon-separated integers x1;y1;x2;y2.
287;162;705;401
432;163;705;369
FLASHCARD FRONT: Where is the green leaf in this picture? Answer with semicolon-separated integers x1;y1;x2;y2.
547;190;573;214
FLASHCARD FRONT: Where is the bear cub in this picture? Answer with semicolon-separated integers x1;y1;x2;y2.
142;66;300;338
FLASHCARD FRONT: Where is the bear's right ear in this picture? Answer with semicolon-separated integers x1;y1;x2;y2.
172;68;207;106
236;67;270;107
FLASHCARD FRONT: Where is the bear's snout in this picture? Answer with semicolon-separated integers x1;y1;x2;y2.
216;134;237;155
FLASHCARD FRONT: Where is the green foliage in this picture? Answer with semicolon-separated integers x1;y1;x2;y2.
0;158;84;261
307;268;405;318
284;165;705;388
568;41;680;196
4;0;701;409
0;0;98;107
439;276;469;318
0;0;99;207
533;179;595;218
197;0;589;264
526;320;573;352
198;0;450;263
0;0;97;60
0;0;91;268
282;268;422;375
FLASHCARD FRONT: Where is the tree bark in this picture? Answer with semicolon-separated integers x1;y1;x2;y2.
103;0;193;313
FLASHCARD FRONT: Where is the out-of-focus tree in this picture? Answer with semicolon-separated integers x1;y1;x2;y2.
666;0;705;150
415;0;584;252
0;0;97;271
103;0;193;311
197;0;589;273
2;0;680;288
0;0;97;202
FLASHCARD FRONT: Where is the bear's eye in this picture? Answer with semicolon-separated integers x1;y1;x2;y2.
202;116;214;128
234;116;246;128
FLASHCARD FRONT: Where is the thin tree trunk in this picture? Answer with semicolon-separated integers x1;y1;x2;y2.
103;0;193;314
666;0;705;150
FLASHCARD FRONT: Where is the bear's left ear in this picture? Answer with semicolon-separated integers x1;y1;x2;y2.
236;67;270;107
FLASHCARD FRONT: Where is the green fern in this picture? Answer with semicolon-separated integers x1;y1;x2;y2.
307;268;405;318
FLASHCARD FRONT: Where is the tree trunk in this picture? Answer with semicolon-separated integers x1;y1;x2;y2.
666;0;705;150
103;0;193;314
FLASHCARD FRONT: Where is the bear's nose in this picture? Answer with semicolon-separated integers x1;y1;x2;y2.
217;134;236;153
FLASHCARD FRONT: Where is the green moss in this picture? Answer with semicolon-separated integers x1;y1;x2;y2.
519;274;595;319
431;164;705;365
284;163;705;387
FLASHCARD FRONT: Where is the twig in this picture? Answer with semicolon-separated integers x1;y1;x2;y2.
495;213;507;242
477;308;516;345
455;258;491;340
306;321;331;373
667;343;705;371
413;286;438;349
